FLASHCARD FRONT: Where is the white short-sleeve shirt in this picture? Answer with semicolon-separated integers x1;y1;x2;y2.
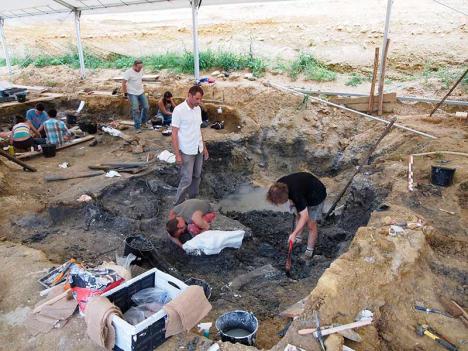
123;68;144;95
171;100;203;155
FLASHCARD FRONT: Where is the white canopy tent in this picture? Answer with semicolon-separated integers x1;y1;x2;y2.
0;0;291;80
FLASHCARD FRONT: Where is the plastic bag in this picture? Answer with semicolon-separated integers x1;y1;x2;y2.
131;287;171;306
123;306;146;325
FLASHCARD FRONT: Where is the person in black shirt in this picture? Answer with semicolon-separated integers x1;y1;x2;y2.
267;172;327;259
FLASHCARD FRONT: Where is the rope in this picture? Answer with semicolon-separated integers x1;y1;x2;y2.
430;0;468;16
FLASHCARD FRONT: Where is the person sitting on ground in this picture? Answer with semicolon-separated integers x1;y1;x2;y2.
26;103;48;137
9;115;45;150
38;109;72;145
157;91;176;126
166;198;216;248
267;172;327;259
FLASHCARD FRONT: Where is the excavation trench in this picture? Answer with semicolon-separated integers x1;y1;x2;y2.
10;131;388;349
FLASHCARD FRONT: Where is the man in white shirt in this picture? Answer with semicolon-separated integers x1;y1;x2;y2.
171;85;209;205
122;60;149;133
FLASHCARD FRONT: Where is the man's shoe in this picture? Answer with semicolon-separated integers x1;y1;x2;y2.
301;248;314;260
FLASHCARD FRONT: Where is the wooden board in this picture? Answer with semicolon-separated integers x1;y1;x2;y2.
16;135;95;160
330;92;396;105
78;90;119;97
347;102;395;113
112;74;160;82
0;93;64;109
12;84;49;93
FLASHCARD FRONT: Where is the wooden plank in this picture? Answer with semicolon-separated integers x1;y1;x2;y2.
298;319;372;336
44;171;104;182
16;135;95;160
346;102;395;113
0;149;37;172
112;74;159;82
331;92;396;105
368;47;380;113
78;90;119;97
0;93;64;109
378;38;391;115
13;84;49;93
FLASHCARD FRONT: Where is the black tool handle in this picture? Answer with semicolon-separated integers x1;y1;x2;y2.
436;338;458;351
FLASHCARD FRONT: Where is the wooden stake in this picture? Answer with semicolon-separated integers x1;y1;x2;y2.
325;118;396;219
298;319;372;336
429;68;468;117
368;47;380;114
0;149;37;172
377;39;391;116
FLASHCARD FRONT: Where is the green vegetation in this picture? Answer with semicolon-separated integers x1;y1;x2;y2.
422;62;468;89
279;53;336;81
345;73;367;87
0;50;267;77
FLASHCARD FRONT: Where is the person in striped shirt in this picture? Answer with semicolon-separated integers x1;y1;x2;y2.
10;115;45;150
38;109;72;145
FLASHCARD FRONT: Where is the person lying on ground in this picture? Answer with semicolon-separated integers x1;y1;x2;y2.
10;115;46;151
38;109;72;145
267;172;327;260
157;91;176;126
26;103;48;137
166;199;216;248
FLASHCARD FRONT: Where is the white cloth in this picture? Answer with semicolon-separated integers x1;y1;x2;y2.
157;150;176;163
182;230;245;256
105;170;121;178
171;101;203;155
123;68;144;95
102;126;123;138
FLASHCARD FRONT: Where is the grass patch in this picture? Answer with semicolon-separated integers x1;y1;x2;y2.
422;62;468;89
283;53;336;81
0;50;267;77
345;73;367;86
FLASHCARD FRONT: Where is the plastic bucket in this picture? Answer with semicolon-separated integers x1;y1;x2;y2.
185;277;212;300
215;310;258;346
78;121;98;134
431;166;455;187
66;114;77;125
42;144;56;158
124;235;154;259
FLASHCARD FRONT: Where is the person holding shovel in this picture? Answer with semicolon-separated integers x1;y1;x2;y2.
267;172;327;259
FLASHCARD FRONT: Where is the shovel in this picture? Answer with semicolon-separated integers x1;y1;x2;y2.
285;214;296;277
286;240;293;277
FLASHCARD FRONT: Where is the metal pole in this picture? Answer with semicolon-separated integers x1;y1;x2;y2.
191;0;200;82
74;10;85;79
377;0;393;96
0;17;12;76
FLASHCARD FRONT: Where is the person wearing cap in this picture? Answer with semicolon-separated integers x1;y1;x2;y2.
122;59;149;133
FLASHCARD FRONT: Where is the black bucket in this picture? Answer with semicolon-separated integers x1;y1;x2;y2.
78;121;98;134
42;144;56;158
66;114;77;125
185;277;212;300
124;235;154;258
431;166;456;187
215;310;258;346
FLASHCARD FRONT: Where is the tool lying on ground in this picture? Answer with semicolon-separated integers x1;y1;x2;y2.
299;318;373;337
313;310;326;351
416;324;458;351
415;305;454;318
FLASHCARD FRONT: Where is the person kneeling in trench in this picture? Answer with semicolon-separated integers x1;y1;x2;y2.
166;199;216;248
267;172;327;259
